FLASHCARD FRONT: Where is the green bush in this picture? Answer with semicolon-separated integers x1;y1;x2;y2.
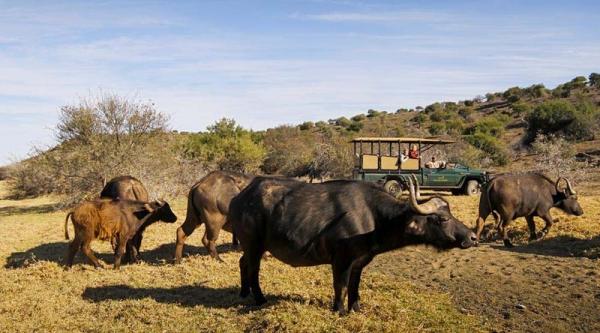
589;73;600;87
299;121;314;130
335;117;352;127
424;103;443;114
347;121;364;132
429;122;445;135
351;114;366;122
185;118;266;173
464;132;508;165
458;107;474;120
511;101;532;116
367;109;384;117
463;116;506;138
526;99;599;141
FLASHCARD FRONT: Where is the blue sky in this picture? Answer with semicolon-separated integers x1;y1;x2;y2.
1;0;599;164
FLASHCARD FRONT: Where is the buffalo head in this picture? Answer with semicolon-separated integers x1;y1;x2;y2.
555;178;583;216
146;199;178;223
404;176;476;249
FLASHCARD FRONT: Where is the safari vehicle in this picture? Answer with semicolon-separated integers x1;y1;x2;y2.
351;137;490;197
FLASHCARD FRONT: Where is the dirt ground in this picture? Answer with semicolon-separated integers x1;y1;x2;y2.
1;182;599;332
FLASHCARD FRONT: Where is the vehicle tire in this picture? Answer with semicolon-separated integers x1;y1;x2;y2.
384;180;403;199
464;180;480;196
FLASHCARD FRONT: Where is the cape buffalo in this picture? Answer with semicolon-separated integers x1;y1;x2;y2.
100;176;171;263
64;198;177;269
475;173;583;247
174;171;254;263
229;176;476;314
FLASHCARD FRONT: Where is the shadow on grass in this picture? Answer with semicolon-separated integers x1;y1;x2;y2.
0;203;61;216
138;242;238;264
82;283;302;311
492;235;600;259
5;241;239;268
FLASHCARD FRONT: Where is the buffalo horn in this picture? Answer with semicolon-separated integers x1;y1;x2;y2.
555;177;566;193
408;177;443;215
410;174;422;200
565;178;577;195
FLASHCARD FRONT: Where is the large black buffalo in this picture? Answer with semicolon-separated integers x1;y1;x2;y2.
229;176;476;314
475;172;583;247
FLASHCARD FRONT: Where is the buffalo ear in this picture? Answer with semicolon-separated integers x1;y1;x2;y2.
406;221;425;236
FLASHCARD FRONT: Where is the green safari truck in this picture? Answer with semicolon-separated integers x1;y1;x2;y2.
351;137;490;198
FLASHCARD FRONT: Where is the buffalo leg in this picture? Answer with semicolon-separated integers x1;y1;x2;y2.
239;255;250;298
248;248;266;305
126;241;139;264
113;235;127;269
174;219;199;264
204;221;223;261
348;255;373;313
332;258;352;315
500;220;514;248
526;216;538;241
131;233;143;263
81;240;102;268
539;213;554;239
474;215;487;243
65;236;82;267
232;233;239;248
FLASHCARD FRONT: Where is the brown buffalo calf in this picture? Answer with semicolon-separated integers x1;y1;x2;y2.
64;199;177;269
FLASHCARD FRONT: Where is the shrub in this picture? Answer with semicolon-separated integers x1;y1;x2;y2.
503;86;522;102
524;100;597;141
445;119;465;135
351;114;366;122
464;132;508;165
347;121;363;132
511;101;532;116
464;100;474;107
532;134;588;183
524;84;548;98
429;122;445;135
335;117;352;127
367;109;384;118
463;116;506;138
458;107;474;120
589;73;600;88
424;103;443;114
299;121;314;130
184;118;266;174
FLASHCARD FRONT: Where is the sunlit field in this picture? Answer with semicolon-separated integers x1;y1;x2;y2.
1;181;599;332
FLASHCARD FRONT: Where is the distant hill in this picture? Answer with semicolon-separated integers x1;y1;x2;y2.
288;73;600;171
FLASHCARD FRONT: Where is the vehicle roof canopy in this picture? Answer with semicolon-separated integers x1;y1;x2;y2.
351;137;456;144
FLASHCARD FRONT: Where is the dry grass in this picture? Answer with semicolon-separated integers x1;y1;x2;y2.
1;181;599;332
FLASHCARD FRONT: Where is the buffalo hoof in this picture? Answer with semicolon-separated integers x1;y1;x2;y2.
350;301;361;312
333;307;347;316
503;239;514;248
240;288;250;298
254;296;267;306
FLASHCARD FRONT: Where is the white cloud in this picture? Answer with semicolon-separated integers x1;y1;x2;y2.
296;10;449;22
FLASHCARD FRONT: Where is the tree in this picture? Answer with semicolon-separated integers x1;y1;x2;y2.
10;93;183;203
185;118;266;173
